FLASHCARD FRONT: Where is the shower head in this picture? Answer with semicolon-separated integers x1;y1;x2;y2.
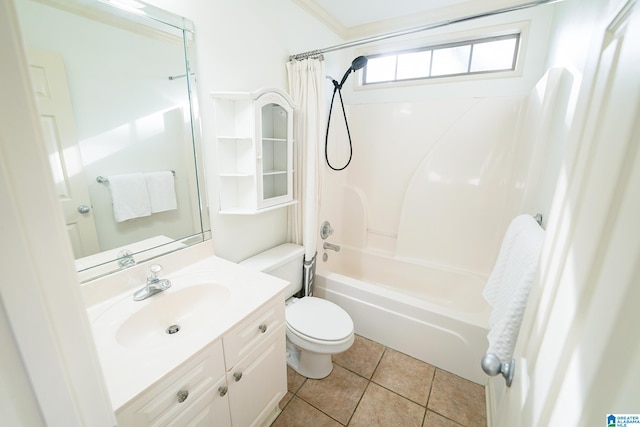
351;55;368;71
336;55;368;89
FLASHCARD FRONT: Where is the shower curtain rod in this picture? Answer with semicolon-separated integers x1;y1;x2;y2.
289;0;561;61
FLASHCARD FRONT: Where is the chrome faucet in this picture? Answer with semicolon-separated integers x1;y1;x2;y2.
133;264;171;301
117;249;136;269
323;242;340;252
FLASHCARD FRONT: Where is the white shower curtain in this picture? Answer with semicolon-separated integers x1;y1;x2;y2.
286;58;325;265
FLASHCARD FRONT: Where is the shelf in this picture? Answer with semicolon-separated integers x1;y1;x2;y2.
262;169;287;176
218;200;297;215
219;172;252;177
213;89;294;213
218;136;252;141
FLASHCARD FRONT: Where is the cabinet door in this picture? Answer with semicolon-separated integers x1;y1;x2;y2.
256;94;293;209
167;375;231;427
117;341;229;427
227;325;287;427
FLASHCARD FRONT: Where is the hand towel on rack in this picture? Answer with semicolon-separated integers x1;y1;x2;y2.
107;173;152;222
144;171;177;214
483;214;545;364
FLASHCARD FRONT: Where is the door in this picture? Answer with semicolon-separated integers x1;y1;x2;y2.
28;47;100;258
492;1;640;425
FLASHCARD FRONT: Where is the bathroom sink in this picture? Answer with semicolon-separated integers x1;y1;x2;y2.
98;282;231;350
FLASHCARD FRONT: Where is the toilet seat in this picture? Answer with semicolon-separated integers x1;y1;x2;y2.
286;297;353;344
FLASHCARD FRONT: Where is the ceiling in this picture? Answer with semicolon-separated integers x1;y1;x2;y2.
293;0;541;39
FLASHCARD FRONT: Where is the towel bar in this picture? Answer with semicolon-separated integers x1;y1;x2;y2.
481;353;515;387
96;170;175;184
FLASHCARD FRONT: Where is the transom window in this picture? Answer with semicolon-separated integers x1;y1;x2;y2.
362;33;520;85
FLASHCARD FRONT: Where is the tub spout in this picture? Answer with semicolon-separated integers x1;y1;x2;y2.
323;242;340;252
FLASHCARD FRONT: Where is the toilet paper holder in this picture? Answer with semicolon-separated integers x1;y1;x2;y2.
481;353;515;387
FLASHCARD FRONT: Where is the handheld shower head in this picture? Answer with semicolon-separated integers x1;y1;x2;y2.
326;55;369;171
336;55;368;88
351;55;368;71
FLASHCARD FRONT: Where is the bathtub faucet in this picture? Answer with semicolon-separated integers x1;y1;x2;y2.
323;242;340;252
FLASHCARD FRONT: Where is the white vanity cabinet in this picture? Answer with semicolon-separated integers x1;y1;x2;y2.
116;340;231;427
212;89;296;214
115;298;287;427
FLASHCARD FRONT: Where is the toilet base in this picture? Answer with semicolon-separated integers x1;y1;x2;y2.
286;339;334;379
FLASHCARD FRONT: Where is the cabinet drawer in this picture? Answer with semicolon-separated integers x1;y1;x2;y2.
223;298;284;368
117;340;226;427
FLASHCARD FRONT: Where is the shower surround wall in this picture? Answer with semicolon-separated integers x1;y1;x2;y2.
321;68;570;282
323;96;519;277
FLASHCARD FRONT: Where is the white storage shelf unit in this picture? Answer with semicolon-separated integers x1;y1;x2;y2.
212;89;296;214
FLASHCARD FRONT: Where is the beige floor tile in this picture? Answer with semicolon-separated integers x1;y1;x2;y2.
333;335;385;379
272;396;343;427
279;391;294;410
427;369;486;427
287;366;306;393
297;364;368;424
349;382;426;427
371;348;435;406
423;410;464;427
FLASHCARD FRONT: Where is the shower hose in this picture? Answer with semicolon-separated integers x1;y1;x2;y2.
325;81;353;171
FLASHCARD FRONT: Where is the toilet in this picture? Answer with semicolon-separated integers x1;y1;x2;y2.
240;243;354;379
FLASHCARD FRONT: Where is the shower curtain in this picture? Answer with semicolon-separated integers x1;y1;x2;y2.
286;58;325;294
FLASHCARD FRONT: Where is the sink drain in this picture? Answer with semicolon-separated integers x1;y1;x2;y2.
166;324;181;335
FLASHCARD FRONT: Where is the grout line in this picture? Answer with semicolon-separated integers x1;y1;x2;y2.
420;368;438;426
281;338;485;427
344;380;374;426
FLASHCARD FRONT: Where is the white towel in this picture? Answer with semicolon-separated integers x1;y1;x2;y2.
483;214;545;363
108;173;151;222
144;171;177;213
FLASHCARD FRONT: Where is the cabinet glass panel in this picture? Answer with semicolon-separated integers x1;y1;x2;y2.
263;173;287;199
261;103;288;201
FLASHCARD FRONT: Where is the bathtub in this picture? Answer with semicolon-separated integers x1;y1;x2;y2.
314;246;491;384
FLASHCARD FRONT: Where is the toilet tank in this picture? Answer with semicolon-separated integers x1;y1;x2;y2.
240;243;305;298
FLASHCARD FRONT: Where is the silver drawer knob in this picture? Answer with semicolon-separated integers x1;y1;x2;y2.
176;390;189;403
218;385;228;397
77;204;91;214
258;323;267;333
233;371;243;382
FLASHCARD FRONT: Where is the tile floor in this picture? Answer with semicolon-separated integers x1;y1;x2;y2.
272;335;486;427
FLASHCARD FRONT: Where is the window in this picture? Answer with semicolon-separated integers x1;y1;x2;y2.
362;33;520;85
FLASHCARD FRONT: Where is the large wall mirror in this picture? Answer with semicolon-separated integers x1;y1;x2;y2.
14;0;211;281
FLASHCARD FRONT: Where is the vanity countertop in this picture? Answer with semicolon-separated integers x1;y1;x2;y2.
86;251;288;411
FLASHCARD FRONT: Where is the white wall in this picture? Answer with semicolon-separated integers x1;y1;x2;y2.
143;0;343;262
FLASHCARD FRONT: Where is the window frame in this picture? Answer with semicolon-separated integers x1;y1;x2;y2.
361;32;521;86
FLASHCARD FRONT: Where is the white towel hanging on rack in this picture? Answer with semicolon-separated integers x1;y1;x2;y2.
145;171;177;213
107;173;152;222
483;214;545;364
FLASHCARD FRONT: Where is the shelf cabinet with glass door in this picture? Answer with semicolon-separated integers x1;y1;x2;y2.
212;89;296;214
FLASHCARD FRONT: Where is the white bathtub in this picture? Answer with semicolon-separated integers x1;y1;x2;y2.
314;247;491;384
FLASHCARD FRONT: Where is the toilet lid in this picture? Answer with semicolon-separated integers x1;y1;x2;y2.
286;297;353;342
